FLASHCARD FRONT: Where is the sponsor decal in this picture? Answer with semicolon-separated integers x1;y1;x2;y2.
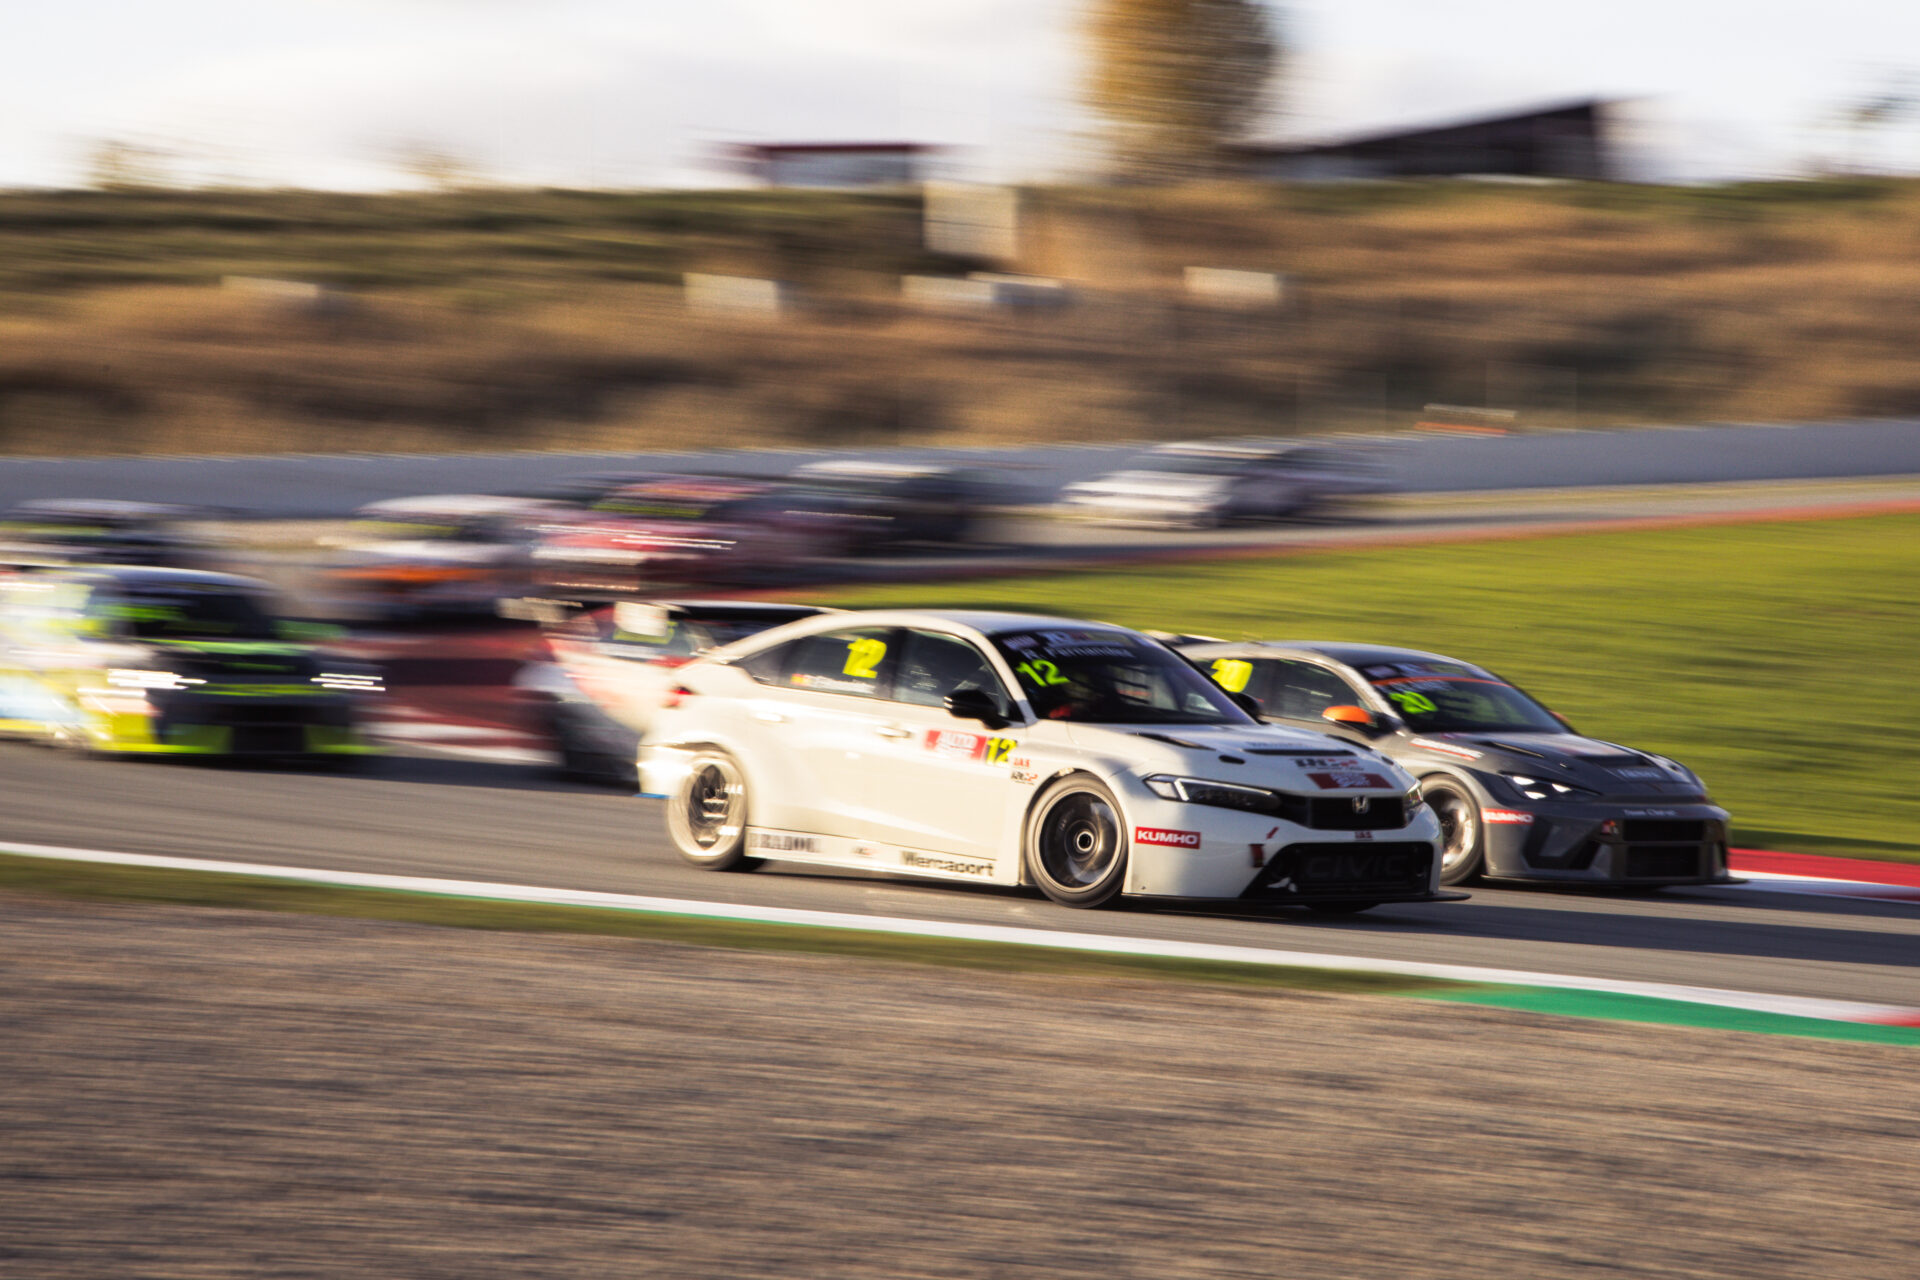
924;728;987;760
1354;829;1373;840
1010;768;1040;786
748;830;818;853
1625;808;1679;817
900;849;992;877
1612;767;1666;780
1134;827;1201;848
1306;771;1391;790
1008;755;1033;769
1290;756;1357;769
1483;809;1534;825
1248;843;1266;868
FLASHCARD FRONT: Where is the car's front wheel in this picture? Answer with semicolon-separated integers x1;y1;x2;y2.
1024;776;1129;907
1424;777;1485;885
665;748;762;871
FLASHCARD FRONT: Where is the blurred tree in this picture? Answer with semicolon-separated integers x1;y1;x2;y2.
84;138;176;190
1082;0;1282;181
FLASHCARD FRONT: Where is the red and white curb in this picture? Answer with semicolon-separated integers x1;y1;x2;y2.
363;701;551;767
6;840;1918;1031
1728;849;1920;904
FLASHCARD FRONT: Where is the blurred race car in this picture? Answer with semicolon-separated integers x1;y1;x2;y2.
510;598;830;783
0;499;218;569
531;478;833;595
784;459;1002;552
1176;639;1732;888
1057;440;1392;529
640;610;1454;911
0;565;378;760
322;494;559;622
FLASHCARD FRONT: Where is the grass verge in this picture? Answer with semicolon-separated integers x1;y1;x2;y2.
822;512;1920;863
0;853;1451;997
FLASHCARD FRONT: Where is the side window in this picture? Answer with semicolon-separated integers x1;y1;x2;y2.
735;639;794;685
892;629;1010;712
781;627;896;699
1204;656;1273;711
1265;660;1365;722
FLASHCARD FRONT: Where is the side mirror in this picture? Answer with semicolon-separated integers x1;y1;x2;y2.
1322;704;1381;734
1229;691;1263;718
944;687;1008;729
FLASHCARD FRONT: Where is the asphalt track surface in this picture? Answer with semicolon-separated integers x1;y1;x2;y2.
9;740;1919;1011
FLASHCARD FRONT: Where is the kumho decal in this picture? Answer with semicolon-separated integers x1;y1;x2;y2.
1134;827;1201;848
1483;809;1534;824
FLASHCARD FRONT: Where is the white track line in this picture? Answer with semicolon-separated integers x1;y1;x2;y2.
6;841;1917;1027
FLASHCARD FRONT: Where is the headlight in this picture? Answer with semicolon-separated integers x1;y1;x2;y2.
1504;773;1600;801
1144;774;1280;814
313;671;383;693
1403;784;1427;818
107;668;205;690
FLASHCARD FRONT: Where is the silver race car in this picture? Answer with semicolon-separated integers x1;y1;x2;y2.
640;611;1457;912
1177;640;1733;888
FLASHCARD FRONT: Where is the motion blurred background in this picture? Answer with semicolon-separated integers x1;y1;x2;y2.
7;1;1920;457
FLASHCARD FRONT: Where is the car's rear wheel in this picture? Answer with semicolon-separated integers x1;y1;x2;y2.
1424;777;1485;885
666;749;762;871
1025;776;1128;907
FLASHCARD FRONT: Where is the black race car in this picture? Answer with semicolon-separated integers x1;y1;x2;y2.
1178;639;1733;888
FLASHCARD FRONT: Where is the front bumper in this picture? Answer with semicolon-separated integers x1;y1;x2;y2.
1481;798;1734;885
1115;781;1450;902
93;695;374;758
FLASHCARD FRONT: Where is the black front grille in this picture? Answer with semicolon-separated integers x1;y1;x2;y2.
1243;842;1434;899
1622;819;1706;844
229;725;310;755
1624;846;1703;879
1308;796;1406;831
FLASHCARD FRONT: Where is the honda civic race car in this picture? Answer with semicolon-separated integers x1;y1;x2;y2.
0;565;378;760
1176;640;1732;888
639;611;1457;911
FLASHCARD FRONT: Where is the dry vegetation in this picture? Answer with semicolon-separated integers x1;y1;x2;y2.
5;180;1920;455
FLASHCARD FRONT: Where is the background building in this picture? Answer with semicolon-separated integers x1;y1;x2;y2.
730;142;944;189
1233;99;1615;181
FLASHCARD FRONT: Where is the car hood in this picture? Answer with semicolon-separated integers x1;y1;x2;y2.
1066;721;1413;793
336;540;513;566
1407;731;1702;796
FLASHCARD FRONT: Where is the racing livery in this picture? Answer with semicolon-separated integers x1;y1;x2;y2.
640;610;1456;911
508;598;829;783
0;566;377;760
1178;639;1733;888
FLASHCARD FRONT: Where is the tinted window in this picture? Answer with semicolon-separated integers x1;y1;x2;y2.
991;628;1247;725
1262;660;1366;722
892;630;1010;713
1360;664;1563;734
781;628;895;699
1200;655;1273;711
103;589;277;640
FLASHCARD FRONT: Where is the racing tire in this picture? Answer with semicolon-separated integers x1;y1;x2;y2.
1424;777;1485;886
1024;775;1129;908
665;749;763;872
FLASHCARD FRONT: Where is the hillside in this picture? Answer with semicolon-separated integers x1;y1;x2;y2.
4;180;1920;454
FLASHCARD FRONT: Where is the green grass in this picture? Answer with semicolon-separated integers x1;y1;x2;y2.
0;854;1451;996
823;513;1920;863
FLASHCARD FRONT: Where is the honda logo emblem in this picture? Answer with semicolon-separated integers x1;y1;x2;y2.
1352;796;1370;814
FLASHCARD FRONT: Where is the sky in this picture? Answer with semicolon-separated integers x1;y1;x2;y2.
6;0;1920;189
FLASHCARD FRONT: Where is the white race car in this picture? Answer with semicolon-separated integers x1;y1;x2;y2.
639;610;1456;911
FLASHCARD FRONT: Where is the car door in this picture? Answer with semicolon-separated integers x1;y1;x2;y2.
853;627;1025;871
734;625;904;841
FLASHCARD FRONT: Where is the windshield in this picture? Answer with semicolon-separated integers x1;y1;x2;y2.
108;589;279;640
1362;665;1563;734
1145;454;1246;476
992;628;1249;725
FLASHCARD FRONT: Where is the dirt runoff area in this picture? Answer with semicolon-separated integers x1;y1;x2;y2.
3;896;1917;1280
